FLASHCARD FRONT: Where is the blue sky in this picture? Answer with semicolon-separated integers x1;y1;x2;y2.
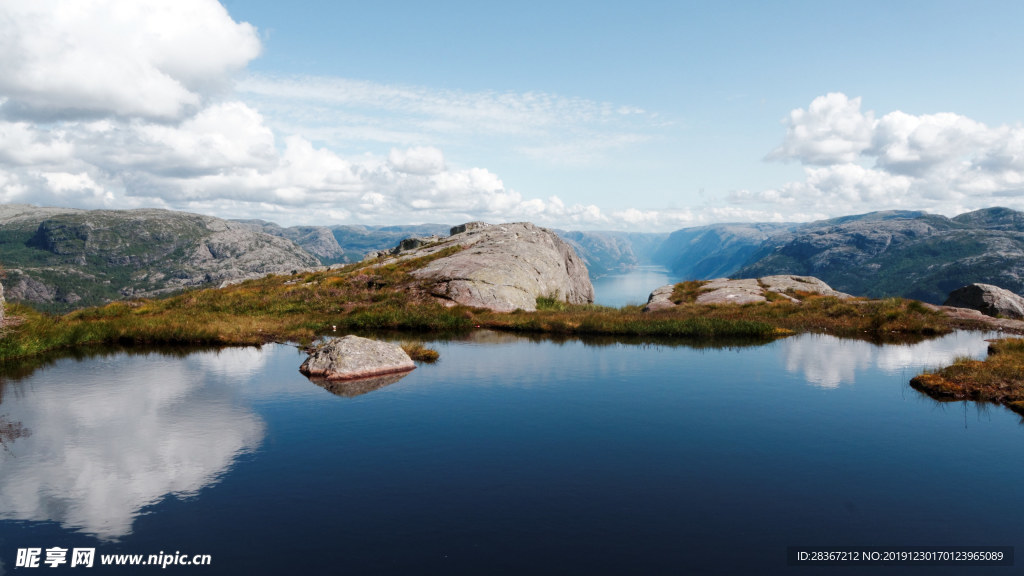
2;1;1024;230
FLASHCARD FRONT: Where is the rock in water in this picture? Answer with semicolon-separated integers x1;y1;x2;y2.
406;222;594;312
944;283;1024;319
299;335;415;381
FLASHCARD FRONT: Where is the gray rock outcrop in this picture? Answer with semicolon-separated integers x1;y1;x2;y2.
401;222;594;312
299;335;415;381
943;283;1024;319
643;275;849;311
696;278;767;305
643;284;676;312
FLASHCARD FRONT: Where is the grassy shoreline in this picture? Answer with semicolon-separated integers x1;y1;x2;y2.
2;252;997;411
0;253;955;365
10;261;1023;415
911;338;1024;415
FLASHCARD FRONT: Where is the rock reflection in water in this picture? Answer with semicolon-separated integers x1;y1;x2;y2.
0;350;265;540
308;372;411;398
780;332;994;388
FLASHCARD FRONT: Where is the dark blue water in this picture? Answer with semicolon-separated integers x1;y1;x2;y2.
0;331;1021;575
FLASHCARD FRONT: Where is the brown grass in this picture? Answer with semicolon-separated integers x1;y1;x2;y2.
400;342;440;362
911;338;1024;413
0;269;955;366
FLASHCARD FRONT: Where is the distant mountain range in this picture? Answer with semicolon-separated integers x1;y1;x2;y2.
734;208;1024;304
2;203;1023;311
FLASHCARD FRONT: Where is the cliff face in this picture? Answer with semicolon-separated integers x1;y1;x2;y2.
654;223;795;279
558;231;669;277
0;205;317;312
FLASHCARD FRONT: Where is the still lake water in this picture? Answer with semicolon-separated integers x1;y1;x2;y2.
591;265;679;308
1;329;1021;574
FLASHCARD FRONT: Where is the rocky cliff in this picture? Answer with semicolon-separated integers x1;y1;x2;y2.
0;205;317;312
372;221;594;312
654;222;794;280
558;230;668;276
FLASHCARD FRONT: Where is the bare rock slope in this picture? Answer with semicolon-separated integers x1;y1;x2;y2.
644;275;850;311
373;221;594;312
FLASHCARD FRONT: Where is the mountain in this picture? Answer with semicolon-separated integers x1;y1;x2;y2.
557;231;669;276
734;208;1024;303
329;224;451;262
236;221;453;265
235;220;347;264
654;222;795;279
0;205;317;312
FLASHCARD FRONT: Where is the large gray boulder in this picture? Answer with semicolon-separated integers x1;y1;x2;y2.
944;283;1024;319
299;335;415;381
399;222;593;312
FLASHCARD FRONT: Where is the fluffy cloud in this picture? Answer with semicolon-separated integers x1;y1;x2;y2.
0;0;675;230
0;0;260;121
767;93;876;165
752;93;1024;216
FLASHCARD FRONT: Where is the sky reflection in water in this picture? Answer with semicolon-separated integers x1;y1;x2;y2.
0;331;1019;574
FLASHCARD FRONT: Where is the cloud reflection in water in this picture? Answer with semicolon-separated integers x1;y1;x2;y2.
0;350;265;540
779;332;994;389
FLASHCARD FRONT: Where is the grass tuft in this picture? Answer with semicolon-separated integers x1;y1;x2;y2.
401;342;440;362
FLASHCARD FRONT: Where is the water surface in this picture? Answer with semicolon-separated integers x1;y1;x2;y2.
0;331;1019;575
590;265;679;307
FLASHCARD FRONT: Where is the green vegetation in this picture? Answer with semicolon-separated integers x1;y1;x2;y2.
911;338;1024;414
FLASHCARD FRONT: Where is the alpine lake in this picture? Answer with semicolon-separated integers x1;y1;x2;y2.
0;269;1021;574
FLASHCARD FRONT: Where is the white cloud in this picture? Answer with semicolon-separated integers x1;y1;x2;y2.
388;146;446;175
767;93;876;165
0;121;74;165
235;74;662;165
0;0;260;121
0;0;692;231
756;93;1024;217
